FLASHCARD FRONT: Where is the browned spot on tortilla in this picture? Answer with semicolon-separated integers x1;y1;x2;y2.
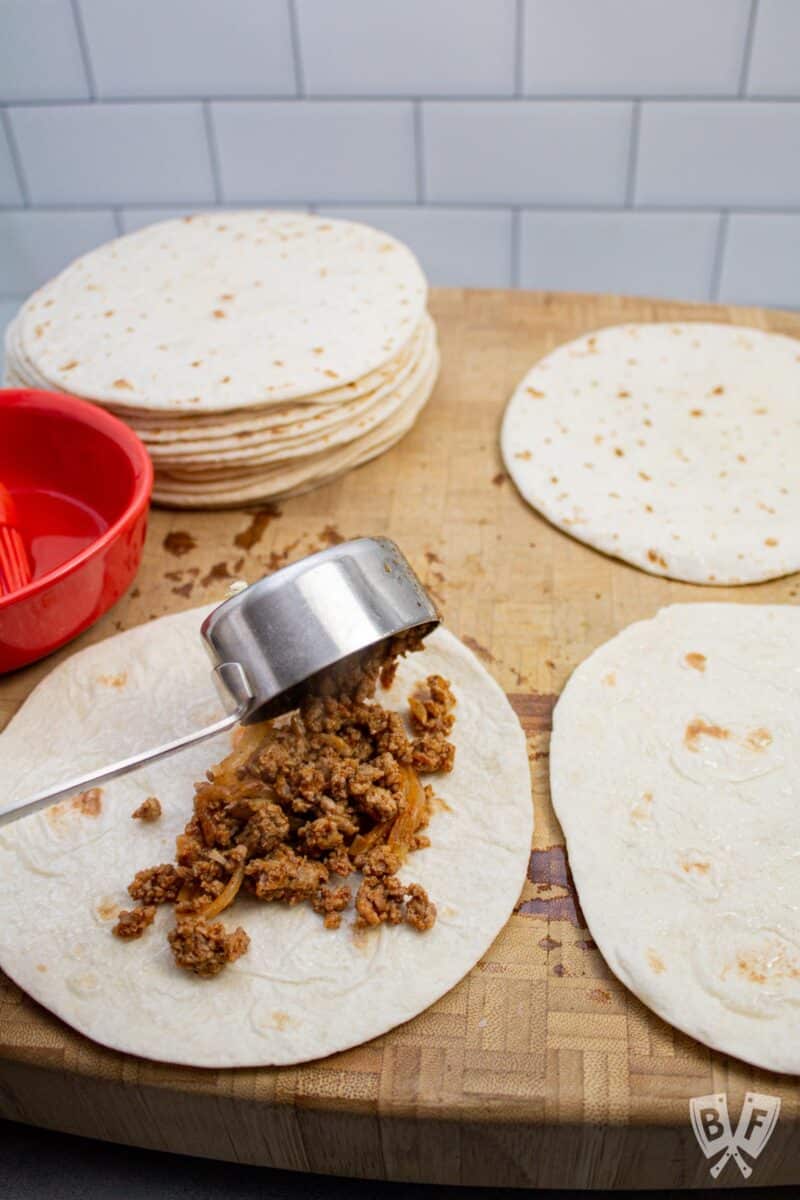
681;859;710;874
617;389;630;398
312;346;324;355
648;950;666;974
690;408;704;417
590;988;611;1004
526;387;545;398
72;788;102;817
130;586;140;598
539;936;562;951
212;309;226;318
271;1011;291;1030
201;561;233;588
163;530;197;557
233;504;281;551
96;897;119;920
765;537;779;547
738;957;767;985
613;447;624;457
685;652;706;672
36;964;47;973
602;672;616;686
515;450;532;461
172;582;194;598
553;963;569;977
518;846;587;928
631;792;653;822
647;549;668;570
324;369;339;379
710;385;725;396
60;360;79;371
424;550;442;565
113;378;133;390
463;635;495;664
684;718;730;751
97;672;127;689
745;727;772;752
492;472;506;486
638;471;651;481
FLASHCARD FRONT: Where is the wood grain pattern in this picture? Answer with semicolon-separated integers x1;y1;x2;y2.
2;289;800;1188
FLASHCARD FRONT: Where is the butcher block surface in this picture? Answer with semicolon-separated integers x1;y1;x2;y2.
2;289;800;1189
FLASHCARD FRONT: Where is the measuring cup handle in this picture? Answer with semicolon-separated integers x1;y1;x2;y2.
0;662;254;829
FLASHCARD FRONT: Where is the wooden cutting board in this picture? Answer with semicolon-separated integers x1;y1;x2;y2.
2;288;800;1190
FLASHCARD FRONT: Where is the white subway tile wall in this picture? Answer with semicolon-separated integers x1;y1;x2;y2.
295;0;517;97
521;0;752;96
211;102;416;203
0;0;799;312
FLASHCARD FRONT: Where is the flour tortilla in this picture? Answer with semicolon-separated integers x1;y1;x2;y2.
151;345;438;507
0;608;531;1068
4;312;428;438
16;212;427;413
551;603;800;1074
501;324;800;584
143;318;436;467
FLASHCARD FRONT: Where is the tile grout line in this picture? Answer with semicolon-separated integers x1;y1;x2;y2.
2;201;800;216
709;210;730;301
287;0;306;97
69;0;98;101
5;94;800;108
202;103;224;205
625;101;642;207
413;101;425;204
514;0;526;97
738;0;760;96
1;109;31;206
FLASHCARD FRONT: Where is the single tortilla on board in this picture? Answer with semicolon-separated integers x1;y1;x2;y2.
501;323;800;584
0;608;532;1068
550;603;800;1074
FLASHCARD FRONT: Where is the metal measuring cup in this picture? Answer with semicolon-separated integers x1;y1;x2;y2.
0;537;439;827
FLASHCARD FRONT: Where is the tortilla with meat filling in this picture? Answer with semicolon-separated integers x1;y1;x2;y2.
0;606;532;1067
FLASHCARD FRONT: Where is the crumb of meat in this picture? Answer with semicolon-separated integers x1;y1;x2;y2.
312;885;353;930
245;845;328;903
168;918;250;977
358;844;401;877
411;732;455;773
355;875;408;927
354;876;437;931
405;884;437;931
132;796;162;822
113;906;156;939
128;863;182;905
118;633;454;975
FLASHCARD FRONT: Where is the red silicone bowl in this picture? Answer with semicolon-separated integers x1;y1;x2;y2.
0;388;153;673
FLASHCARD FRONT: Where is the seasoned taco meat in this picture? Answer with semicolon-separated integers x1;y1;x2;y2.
117;635;456;977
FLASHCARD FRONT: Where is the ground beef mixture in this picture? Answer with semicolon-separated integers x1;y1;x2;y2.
132;795;162;821
113;637;455;978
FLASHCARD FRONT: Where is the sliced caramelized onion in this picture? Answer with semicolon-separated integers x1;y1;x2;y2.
387;765;426;861
200;863;245;921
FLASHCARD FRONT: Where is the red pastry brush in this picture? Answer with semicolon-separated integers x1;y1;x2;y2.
0;483;32;596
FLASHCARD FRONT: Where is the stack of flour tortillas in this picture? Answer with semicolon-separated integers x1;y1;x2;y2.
502;323;800;584
4;211;438;508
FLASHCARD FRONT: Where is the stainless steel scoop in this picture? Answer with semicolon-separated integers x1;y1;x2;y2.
0;537;439;828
